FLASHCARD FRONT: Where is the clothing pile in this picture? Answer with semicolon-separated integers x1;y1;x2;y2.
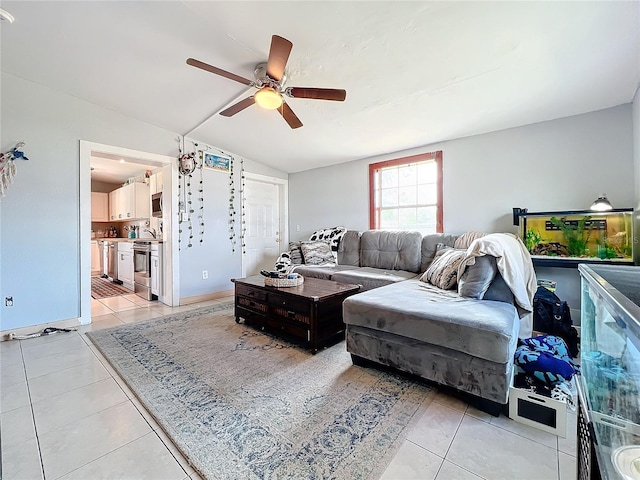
514;335;580;410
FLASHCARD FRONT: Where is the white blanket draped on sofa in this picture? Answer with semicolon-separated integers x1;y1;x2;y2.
458;233;537;338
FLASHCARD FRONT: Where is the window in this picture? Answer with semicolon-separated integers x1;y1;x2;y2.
369;151;442;234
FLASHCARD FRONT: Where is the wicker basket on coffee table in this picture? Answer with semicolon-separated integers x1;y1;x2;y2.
264;274;304;288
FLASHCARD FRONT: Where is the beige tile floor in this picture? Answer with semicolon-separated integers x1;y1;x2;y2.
1;293;577;480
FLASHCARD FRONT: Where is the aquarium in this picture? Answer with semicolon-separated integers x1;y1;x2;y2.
516;209;634;266
578;264;640;480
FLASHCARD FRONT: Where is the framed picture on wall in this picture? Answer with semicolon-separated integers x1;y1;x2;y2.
202;152;231;172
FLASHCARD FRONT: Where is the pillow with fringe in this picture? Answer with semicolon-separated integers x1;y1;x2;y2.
420;244;466;290
300;241;335;265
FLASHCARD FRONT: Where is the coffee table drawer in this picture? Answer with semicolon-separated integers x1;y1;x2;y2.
268;292;310;313
236;284;268;302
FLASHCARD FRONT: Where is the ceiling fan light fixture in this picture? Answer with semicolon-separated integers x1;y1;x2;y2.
255;87;283;110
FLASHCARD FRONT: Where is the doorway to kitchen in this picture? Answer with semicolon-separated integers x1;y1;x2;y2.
79;141;179;325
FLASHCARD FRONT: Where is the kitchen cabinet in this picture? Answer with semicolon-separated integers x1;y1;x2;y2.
109;183;150;221
150;172;163;195
90;241;101;275
117;242;134;290
91;192;109;222
151;243;162;297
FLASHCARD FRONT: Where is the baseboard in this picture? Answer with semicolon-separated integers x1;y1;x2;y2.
179;289;234;306
1;316;81;342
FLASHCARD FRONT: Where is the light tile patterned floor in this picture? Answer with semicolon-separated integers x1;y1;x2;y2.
0;294;577;479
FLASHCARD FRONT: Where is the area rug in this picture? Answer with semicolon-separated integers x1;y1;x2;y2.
87;303;435;480
91;277;131;299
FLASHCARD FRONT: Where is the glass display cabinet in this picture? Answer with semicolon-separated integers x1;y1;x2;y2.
515;209;634;268
577;264;640;480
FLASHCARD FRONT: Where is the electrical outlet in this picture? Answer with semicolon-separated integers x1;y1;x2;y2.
202;270;208;280
296;225;300;232
5;296;13;307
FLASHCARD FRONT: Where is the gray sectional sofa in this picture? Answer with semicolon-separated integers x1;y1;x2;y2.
293;230;533;413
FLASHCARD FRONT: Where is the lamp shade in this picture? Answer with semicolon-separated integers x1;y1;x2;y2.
590;194;613;211
255;87;283;110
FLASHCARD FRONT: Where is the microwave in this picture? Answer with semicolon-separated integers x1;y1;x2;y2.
151;192;163;218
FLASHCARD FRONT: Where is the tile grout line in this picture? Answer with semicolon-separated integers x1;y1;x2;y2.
19;339;47;480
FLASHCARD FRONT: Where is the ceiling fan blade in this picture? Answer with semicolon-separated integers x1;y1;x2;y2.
219;97;255;117
266;35;293;82
278;101;303;129
287;87;347;101
186;58;253;86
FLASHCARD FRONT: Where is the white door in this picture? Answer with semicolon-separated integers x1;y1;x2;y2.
243;177;283;276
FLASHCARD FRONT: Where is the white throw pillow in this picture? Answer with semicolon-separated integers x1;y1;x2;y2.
300;241;335;265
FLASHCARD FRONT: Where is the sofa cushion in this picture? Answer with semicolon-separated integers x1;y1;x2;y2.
420;245;466;290
458;255;498;299
337;230;361;266
331;267;418;291
293;264;360;281
421;234;459;272
300;241;335;265
360;231;422;273
343;279;519;364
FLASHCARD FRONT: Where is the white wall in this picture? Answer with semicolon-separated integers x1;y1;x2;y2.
0;73;286;331
289;105;635;311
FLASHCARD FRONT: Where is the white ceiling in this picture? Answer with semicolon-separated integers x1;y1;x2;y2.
2;1;639;174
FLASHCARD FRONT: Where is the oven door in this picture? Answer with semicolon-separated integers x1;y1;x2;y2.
133;244;151;287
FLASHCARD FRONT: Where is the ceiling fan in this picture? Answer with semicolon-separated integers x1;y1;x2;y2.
186;35;346;129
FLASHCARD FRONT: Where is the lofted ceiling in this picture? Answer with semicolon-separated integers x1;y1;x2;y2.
2;1;639;174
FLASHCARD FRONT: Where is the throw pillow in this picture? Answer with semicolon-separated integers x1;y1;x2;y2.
288;241;304;265
458;255;498;299
300;241;335;265
420;244;466;290
308;226;347;252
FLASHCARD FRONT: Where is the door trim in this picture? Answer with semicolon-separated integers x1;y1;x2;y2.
79;141;179;324
241;172;288;277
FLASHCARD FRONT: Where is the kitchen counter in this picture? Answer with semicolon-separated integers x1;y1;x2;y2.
95;237;163;243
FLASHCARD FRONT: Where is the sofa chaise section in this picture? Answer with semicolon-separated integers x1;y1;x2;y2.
343;278;520;406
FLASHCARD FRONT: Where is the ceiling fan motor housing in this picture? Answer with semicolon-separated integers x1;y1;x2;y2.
254;62;287;89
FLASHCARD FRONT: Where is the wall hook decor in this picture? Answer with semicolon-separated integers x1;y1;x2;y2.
0;141;29;197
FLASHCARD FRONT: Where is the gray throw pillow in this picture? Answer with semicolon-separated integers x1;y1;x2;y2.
458;255;498;299
483;273;515;305
300;241;335;265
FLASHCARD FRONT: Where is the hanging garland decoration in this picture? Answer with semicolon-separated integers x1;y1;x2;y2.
228;156;237;252
177;141;197;250
197;149;205;244
240;158;247;255
0;142;29;197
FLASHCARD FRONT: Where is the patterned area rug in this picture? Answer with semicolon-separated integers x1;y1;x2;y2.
91;277;131;299
87;303;435;480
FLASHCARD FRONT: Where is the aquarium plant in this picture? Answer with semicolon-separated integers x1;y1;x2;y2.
549;216;592;257
524;228;545;252
595;237;619;259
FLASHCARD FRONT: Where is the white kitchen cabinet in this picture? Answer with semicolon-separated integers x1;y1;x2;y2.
151;243;162;297
109;183;150;221
91;192;109;222
150;172;163;195
90;241;101;275
117;242;134;290
109;188;120;221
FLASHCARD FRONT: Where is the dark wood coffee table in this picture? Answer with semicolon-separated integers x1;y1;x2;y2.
232;276;360;353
